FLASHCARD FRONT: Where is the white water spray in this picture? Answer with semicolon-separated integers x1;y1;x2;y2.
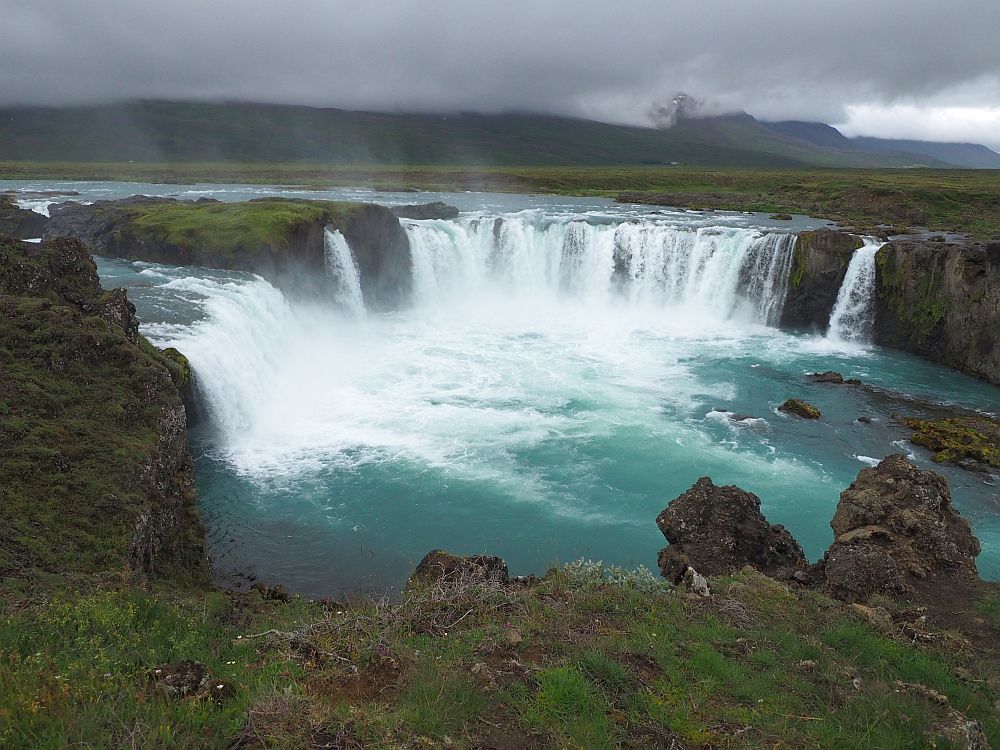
324;228;365;317
827;237;886;343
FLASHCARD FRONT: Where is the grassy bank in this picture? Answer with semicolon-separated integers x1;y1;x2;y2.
4;162;1000;239
3;566;999;749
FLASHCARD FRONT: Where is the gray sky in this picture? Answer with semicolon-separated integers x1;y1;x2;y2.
4;0;1000;148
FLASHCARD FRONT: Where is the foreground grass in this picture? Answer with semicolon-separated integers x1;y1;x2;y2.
4;161;1000;238
2;565;997;749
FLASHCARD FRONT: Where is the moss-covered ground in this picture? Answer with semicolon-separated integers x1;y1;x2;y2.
4;162;1000;239
116;198;362;256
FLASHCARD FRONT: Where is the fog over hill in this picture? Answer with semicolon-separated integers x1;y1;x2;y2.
2;0;1000;151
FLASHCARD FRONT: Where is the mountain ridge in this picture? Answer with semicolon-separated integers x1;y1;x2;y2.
0;100;992;169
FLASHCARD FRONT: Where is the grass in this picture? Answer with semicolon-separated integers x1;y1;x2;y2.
4;161;1000;238
119;198;362;256
1;562;998;748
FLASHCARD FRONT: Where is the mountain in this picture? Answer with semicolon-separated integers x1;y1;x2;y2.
763;120;1000;169
0;100;971;169
850;137;1000;169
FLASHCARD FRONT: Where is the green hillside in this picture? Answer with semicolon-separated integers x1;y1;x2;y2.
0;101;954;169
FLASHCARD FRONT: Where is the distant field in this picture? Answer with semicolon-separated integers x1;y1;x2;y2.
3;161;1000;239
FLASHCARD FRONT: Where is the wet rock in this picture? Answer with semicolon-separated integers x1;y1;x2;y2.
779;399;821;419
409;549;510;587
780;230;864;330
858;416;873;424
874;239;1000;386
822;455;981;603
770;213;793;221
390;201;460;220
902;415;1000;471
808;371;862;385
656;477;807;582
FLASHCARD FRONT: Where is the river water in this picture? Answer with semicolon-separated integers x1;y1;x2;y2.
7;180;999;595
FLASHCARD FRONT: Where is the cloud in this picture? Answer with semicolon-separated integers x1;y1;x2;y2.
2;0;999;145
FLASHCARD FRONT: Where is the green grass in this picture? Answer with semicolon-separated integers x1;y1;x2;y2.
120;198;361;256
4;161;999;238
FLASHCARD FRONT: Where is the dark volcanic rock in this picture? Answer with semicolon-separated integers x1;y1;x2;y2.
874;239;1000;385
0;194;48;238
390;202;460;220
409;549;510;587
822;455;981;603
340;204;413;311
656;477;807;582
780;230;864;330
808;371;861;385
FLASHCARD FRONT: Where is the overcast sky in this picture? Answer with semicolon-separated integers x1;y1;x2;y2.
3;0;1000;149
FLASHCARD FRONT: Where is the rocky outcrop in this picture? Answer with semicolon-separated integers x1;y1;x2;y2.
339;204;412;311
780;230;863;329
874;240;999;385
408;550;510;587
0;194;48;239
46;196;413;311
822;455;981;603
0;236;206;584
390;202;460;220
656;477;807;582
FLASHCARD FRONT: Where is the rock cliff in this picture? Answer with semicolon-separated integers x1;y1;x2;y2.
780;229;863;329
0;236;207;587
875;239;1000;385
0;194;48;238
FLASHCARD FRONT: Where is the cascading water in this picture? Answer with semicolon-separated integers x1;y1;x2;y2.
402;217;797;324
827;237;886;343
324;228;365;316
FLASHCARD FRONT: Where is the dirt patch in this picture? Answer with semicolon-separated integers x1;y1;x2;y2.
472;719;549;750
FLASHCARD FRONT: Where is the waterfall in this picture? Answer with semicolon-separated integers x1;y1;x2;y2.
323;228;365;316
739;233;797;326
827;237;886;343
402;217;797;325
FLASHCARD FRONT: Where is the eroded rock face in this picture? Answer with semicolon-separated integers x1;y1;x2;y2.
408;550;510;587
780;230;864;330
875;240;1000;386
0;194;48;239
823;454;981;602
656;477;807;582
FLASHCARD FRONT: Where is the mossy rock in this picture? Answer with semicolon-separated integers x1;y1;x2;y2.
903;416;1000;469
779;399;821;419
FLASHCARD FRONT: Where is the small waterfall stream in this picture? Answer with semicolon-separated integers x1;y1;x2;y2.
827;237;886;343
323;227;366;317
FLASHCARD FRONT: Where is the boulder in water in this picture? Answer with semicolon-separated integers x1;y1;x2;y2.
902;415;1000;471
808;371;861;385
822;455;981;603
656;477;807;582
779;399;821;419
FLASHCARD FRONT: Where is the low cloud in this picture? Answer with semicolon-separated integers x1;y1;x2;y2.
2;0;999;146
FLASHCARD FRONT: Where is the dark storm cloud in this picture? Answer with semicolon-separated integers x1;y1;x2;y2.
2;0;999;142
